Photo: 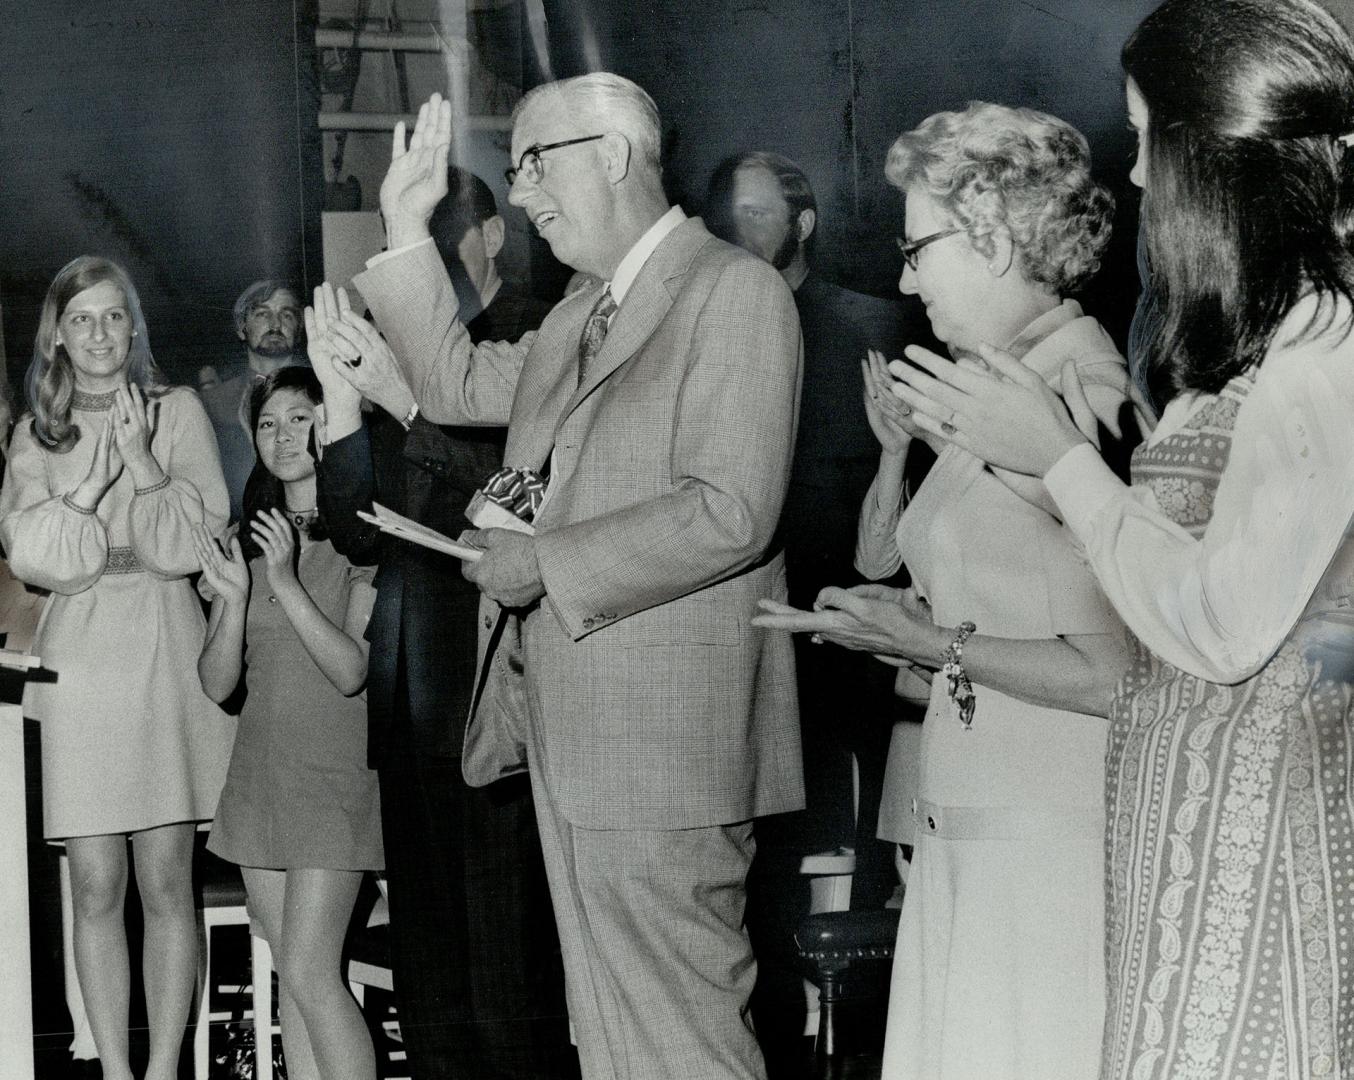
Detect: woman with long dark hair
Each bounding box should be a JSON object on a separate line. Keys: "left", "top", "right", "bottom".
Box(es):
{"left": 0, "top": 255, "right": 232, "bottom": 1080}
{"left": 888, "top": 1, "right": 1354, "bottom": 1074}
{"left": 194, "top": 365, "right": 381, "bottom": 1080}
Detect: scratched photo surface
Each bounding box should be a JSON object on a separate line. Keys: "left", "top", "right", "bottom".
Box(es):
{"left": 4, "top": 1, "right": 1350, "bottom": 1076}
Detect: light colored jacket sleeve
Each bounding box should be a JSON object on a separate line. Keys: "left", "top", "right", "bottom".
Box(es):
{"left": 0, "top": 420, "right": 109, "bottom": 595}
{"left": 854, "top": 467, "right": 905, "bottom": 580}
{"left": 1044, "top": 296, "right": 1354, "bottom": 684}
{"left": 128, "top": 388, "right": 230, "bottom": 577}
{"left": 535, "top": 257, "right": 803, "bottom": 636}
{"left": 354, "top": 238, "right": 526, "bottom": 426}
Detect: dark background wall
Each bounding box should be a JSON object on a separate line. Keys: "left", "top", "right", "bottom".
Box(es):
{"left": 1, "top": 0, "right": 1168, "bottom": 398}
{"left": 0, "top": 0, "right": 323, "bottom": 387}
{"left": 543, "top": 0, "right": 1161, "bottom": 340}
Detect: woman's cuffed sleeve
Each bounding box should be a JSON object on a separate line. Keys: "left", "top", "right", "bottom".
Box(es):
{"left": 128, "top": 389, "right": 230, "bottom": 578}
{"left": 855, "top": 469, "right": 905, "bottom": 580}
{"left": 0, "top": 421, "right": 109, "bottom": 594}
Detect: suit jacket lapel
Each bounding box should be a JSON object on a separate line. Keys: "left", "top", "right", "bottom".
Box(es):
{"left": 503, "top": 284, "right": 601, "bottom": 471}
{"left": 554, "top": 217, "right": 711, "bottom": 434}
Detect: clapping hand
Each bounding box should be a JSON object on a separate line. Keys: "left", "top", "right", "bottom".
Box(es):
{"left": 249, "top": 509, "right": 299, "bottom": 592}
{"left": 886, "top": 344, "right": 1086, "bottom": 477}
{"left": 306, "top": 284, "right": 364, "bottom": 421}
{"left": 753, "top": 583, "right": 939, "bottom": 666}
{"left": 379, "top": 93, "right": 452, "bottom": 249}
{"left": 192, "top": 526, "right": 249, "bottom": 606}
{"left": 70, "top": 415, "right": 124, "bottom": 510}
{"left": 324, "top": 311, "right": 416, "bottom": 424}
{"left": 111, "top": 383, "right": 162, "bottom": 486}
{"left": 863, "top": 348, "right": 937, "bottom": 455}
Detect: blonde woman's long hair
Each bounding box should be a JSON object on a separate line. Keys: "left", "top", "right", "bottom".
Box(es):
{"left": 25, "top": 256, "right": 166, "bottom": 453}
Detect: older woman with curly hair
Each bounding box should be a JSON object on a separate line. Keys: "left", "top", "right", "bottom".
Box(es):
{"left": 756, "top": 102, "right": 1136, "bottom": 1079}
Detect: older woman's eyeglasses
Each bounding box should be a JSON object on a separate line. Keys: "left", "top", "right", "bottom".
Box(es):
{"left": 505, "top": 134, "right": 606, "bottom": 186}
{"left": 896, "top": 228, "right": 963, "bottom": 271}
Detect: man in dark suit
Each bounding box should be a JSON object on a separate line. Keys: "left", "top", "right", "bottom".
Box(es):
{"left": 312, "top": 165, "right": 570, "bottom": 1079}
{"left": 707, "top": 150, "right": 924, "bottom": 1073}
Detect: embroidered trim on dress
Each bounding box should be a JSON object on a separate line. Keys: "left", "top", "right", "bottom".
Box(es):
{"left": 104, "top": 547, "right": 143, "bottom": 575}
{"left": 71, "top": 389, "right": 118, "bottom": 411}
{"left": 134, "top": 476, "right": 171, "bottom": 495}
{"left": 61, "top": 494, "right": 96, "bottom": 515}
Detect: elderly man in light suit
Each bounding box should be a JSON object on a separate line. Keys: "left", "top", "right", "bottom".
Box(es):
{"left": 317, "top": 75, "right": 804, "bottom": 1080}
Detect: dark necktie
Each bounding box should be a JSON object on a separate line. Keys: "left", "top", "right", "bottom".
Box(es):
{"left": 578, "top": 288, "right": 618, "bottom": 386}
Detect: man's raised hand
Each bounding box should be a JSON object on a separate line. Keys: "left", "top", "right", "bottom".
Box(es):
{"left": 379, "top": 93, "right": 453, "bottom": 250}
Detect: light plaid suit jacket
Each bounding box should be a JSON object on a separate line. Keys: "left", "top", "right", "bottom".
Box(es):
{"left": 355, "top": 216, "right": 805, "bottom": 830}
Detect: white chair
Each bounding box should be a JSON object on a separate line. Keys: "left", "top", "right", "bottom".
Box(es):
{"left": 195, "top": 873, "right": 276, "bottom": 1080}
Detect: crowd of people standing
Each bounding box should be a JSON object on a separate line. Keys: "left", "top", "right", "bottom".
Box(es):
{"left": 2, "top": 0, "right": 1353, "bottom": 1078}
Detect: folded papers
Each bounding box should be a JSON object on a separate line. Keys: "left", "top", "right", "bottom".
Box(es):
{"left": 355, "top": 502, "right": 483, "bottom": 562}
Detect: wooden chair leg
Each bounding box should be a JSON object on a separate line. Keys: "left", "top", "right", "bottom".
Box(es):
{"left": 815, "top": 971, "right": 841, "bottom": 1080}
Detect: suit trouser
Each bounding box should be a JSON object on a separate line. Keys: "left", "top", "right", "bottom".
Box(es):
{"left": 525, "top": 728, "right": 767, "bottom": 1080}
{"left": 378, "top": 738, "right": 574, "bottom": 1080}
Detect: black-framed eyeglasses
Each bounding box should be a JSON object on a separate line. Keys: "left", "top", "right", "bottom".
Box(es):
{"left": 896, "top": 228, "right": 963, "bottom": 271}
{"left": 505, "top": 134, "right": 606, "bottom": 186}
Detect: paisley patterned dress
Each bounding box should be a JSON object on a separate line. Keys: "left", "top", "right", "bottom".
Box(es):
{"left": 1102, "top": 373, "right": 1354, "bottom": 1080}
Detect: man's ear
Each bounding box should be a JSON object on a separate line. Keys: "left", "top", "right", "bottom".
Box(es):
{"left": 236, "top": 325, "right": 247, "bottom": 343}
{"left": 601, "top": 132, "right": 633, "bottom": 184}
{"left": 481, "top": 215, "right": 506, "bottom": 260}
{"left": 796, "top": 207, "right": 817, "bottom": 244}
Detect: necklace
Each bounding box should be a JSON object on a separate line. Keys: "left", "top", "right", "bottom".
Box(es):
{"left": 72, "top": 388, "right": 119, "bottom": 411}
{"left": 286, "top": 506, "right": 317, "bottom": 530}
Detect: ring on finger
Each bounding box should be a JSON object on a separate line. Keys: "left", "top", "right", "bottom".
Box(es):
{"left": 810, "top": 633, "right": 824, "bottom": 645}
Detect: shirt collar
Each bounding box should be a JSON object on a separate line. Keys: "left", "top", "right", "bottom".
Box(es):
{"left": 606, "top": 205, "right": 686, "bottom": 306}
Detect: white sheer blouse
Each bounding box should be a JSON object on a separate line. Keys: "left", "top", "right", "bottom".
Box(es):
{"left": 1044, "top": 294, "right": 1354, "bottom": 684}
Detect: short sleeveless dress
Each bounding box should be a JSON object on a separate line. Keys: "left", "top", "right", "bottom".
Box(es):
{"left": 208, "top": 537, "right": 383, "bottom": 870}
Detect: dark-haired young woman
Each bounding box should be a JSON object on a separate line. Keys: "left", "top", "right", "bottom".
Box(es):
{"left": 0, "top": 255, "right": 232, "bottom": 1080}
{"left": 889, "top": 0, "right": 1354, "bottom": 1075}
{"left": 195, "top": 366, "right": 381, "bottom": 1080}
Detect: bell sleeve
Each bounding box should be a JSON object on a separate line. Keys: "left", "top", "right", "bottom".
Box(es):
{"left": 0, "top": 420, "right": 109, "bottom": 594}
{"left": 127, "top": 388, "right": 230, "bottom": 578}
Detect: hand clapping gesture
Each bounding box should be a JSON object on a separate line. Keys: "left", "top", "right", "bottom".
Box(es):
{"left": 379, "top": 93, "right": 452, "bottom": 249}
{"left": 328, "top": 311, "right": 417, "bottom": 424}
{"left": 863, "top": 348, "right": 939, "bottom": 455}
{"left": 70, "top": 415, "right": 124, "bottom": 510}
{"left": 192, "top": 526, "right": 250, "bottom": 607}
{"left": 111, "top": 383, "right": 163, "bottom": 487}
{"left": 753, "top": 583, "right": 939, "bottom": 667}
{"left": 249, "top": 509, "right": 299, "bottom": 593}
{"left": 886, "top": 344, "right": 1097, "bottom": 477}
{"left": 305, "top": 283, "right": 364, "bottom": 421}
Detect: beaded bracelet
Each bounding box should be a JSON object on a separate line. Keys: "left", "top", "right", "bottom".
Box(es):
{"left": 940, "top": 621, "right": 977, "bottom": 729}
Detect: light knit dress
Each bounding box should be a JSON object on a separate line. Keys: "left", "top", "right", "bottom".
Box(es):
{"left": 861, "top": 302, "right": 1131, "bottom": 1080}
{"left": 0, "top": 386, "right": 235, "bottom": 838}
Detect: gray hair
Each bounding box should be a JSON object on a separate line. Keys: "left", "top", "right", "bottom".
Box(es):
{"left": 885, "top": 101, "right": 1113, "bottom": 295}
{"left": 232, "top": 279, "right": 298, "bottom": 334}
{"left": 515, "top": 72, "right": 662, "bottom": 172}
